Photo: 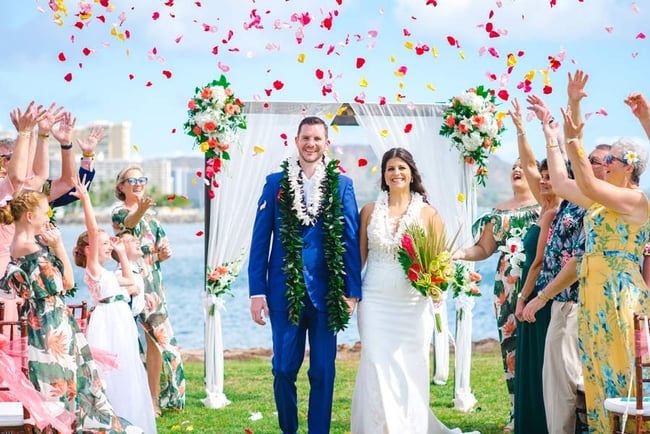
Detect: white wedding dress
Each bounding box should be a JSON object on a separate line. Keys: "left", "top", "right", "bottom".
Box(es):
{"left": 351, "top": 192, "right": 479, "bottom": 434}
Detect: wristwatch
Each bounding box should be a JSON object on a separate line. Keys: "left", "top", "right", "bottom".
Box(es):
{"left": 517, "top": 292, "right": 527, "bottom": 302}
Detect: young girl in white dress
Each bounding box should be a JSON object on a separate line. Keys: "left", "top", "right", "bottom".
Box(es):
{"left": 71, "top": 177, "right": 157, "bottom": 434}
{"left": 351, "top": 148, "right": 479, "bottom": 434}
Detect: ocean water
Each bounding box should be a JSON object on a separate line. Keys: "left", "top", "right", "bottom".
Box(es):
{"left": 60, "top": 223, "right": 500, "bottom": 350}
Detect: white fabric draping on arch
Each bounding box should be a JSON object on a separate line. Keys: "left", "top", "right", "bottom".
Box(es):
{"left": 351, "top": 102, "right": 478, "bottom": 411}
{"left": 203, "top": 102, "right": 341, "bottom": 409}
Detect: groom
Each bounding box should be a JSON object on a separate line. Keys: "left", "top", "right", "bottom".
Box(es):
{"left": 248, "top": 116, "right": 362, "bottom": 434}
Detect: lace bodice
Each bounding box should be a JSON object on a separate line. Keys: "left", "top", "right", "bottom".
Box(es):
{"left": 367, "top": 191, "right": 426, "bottom": 263}
{"left": 84, "top": 267, "right": 129, "bottom": 306}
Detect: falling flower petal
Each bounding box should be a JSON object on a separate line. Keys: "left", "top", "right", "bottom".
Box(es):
{"left": 297, "top": 53, "right": 305, "bottom": 63}
{"left": 273, "top": 80, "right": 284, "bottom": 90}
{"left": 218, "top": 61, "right": 230, "bottom": 72}
{"left": 162, "top": 70, "right": 172, "bottom": 79}
{"left": 636, "top": 32, "right": 646, "bottom": 39}
{"left": 152, "top": 11, "right": 160, "bottom": 20}
{"left": 595, "top": 108, "right": 608, "bottom": 116}
{"left": 58, "top": 52, "right": 66, "bottom": 61}
{"left": 196, "top": 231, "right": 204, "bottom": 237}
{"left": 457, "top": 193, "right": 465, "bottom": 202}
{"left": 356, "top": 57, "right": 365, "bottom": 68}
{"left": 371, "top": 165, "right": 378, "bottom": 174}
{"left": 497, "top": 89, "right": 509, "bottom": 101}
{"left": 404, "top": 123, "right": 413, "bottom": 133}
{"left": 133, "top": 145, "right": 139, "bottom": 152}
{"left": 64, "top": 73, "right": 72, "bottom": 82}
{"left": 605, "top": 26, "right": 613, "bottom": 33}
{"left": 632, "top": 2, "right": 640, "bottom": 13}
{"left": 359, "top": 77, "right": 368, "bottom": 87}
{"left": 358, "top": 158, "right": 368, "bottom": 167}
{"left": 426, "top": 84, "right": 436, "bottom": 92}
{"left": 380, "top": 129, "right": 389, "bottom": 137}
{"left": 128, "top": 74, "right": 134, "bottom": 80}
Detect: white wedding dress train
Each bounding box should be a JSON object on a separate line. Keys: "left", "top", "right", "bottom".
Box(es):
{"left": 350, "top": 192, "right": 479, "bottom": 434}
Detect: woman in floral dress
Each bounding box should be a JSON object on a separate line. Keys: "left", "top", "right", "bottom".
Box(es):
{"left": 0, "top": 189, "right": 138, "bottom": 433}
{"left": 112, "top": 164, "right": 185, "bottom": 413}
{"left": 453, "top": 160, "right": 540, "bottom": 431}
{"left": 552, "top": 91, "right": 650, "bottom": 432}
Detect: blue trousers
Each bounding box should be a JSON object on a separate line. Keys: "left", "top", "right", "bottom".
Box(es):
{"left": 270, "top": 298, "right": 337, "bottom": 434}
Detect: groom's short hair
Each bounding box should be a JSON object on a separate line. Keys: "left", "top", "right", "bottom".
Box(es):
{"left": 297, "top": 116, "right": 328, "bottom": 139}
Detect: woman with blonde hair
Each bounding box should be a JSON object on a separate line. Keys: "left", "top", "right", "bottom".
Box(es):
{"left": 111, "top": 164, "right": 185, "bottom": 414}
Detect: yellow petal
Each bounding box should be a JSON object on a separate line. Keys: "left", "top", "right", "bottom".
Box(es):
{"left": 398, "top": 82, "right": 404, "bottom": 89}
{"left": 332, "top": 124, "right": 340, "bottom": 133}
{"left": 432, "top": 46, "right": 438, "bottom": 58}
{"left": 125, "top": 48, "right": 130, "bottom": 57}
{"left": 111, "top": 26, "right": 118, "bottom": 36}
{"left": 325, "top": 112, "right": 334, "bottom": 120}
{"left": 404, "top": 41, "right": 414, "bottom": 49}
{"left": 496, "top": 112, "right": 507, "bottom": 121}
{"left": 191, "top": 178, "right": 197, "bottom": 185}
{"left": 380, "top": 129, "right": 389, "bottom": 137}
{"left": 507, "top": 53, "right": 517, "bottom": 67}
{"left": 132, "top": 144, "right": 139, "bottom": 152}
{"left": 390, "top": 55, "right": 396, "bottom": 63}
{"left": 426, "top": 83, "right": 436, "bottom": 92}
{"left": 253, "top": 145, "right": 265, "bottom": 154}
{"left": 359, "top": 77, "right": 368, "bottom": 87}
{"left": 459, "top": 50, "right": 465, "bottom": 60}
{"left": 457, "top": 193, "right": 466, "bottom": 202}
{"left": 371, "top": 165, "right": 378, "bottom": 174}
{"left": 297, "top": 53, "right": 305, "bottom": 63}
{"left": 524, "top": 70, "right": 536, "bottom": 81}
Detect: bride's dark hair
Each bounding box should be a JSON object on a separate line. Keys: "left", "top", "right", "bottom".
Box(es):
{"left": 380, "top": 147, "right": 429, "bottom": 204}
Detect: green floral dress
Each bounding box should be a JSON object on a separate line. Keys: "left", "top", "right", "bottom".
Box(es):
{"left": 112, "top": 206, "right": 186, "bottom": 410}
{"left": 578, "top": 203, "right": 650, "bottom": 433}
{"left": 7, "top": 249, "right": 135, "bottom": 433}
{"left": 472, "top": 204, "right": 540, "bottom": 404}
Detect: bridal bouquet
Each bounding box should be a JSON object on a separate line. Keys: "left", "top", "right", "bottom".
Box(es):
{"left": 439, "top": 85, "right": 506, "bottom": 187}
{"left": 205, "top": 257, "right": 241, "bottom": 315}
{"left": 184, "top": 75, "right": 247, "bottom": 185}
{"left": 397, "top": 222, "right": 458, "bottom": 300}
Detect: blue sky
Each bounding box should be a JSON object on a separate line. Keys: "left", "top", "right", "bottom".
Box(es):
{"left": 1, "top": 1, "right": 649, "bottom": 185}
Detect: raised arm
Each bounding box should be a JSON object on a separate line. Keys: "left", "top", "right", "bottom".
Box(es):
{"left": 70, "top": 176, "right": 101, "bottom": 277}
{"left": 47, "top": 112, "right": 78, "bottom": 201}
{"left": 624, "top": 92, "right": 650, "bottom": 140}
{"left": 509, "top": 97, "right": 542, "bottom": 203}
{"left": 567, "top": 70, "right": 589, "bottom": 136}
{"left": 543, "top": 109, "right": 592, "bottom": 208}
{"left": 561, "top": 108, "right": 647, "bottom": 222}
{"left": 30, "top": 103, "right": 65, "bottom": 189}
{"left": 8, "top": 102, "right": 47, "bottom": 189}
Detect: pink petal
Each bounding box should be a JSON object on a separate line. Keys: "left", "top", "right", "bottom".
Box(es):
{"left": 152, "top": 11, "right": 160, "bottom": 20}
{"left": 218, "top": 61, "right": 230, "bottom": 72}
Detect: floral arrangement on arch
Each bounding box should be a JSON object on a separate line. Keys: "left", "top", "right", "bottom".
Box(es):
{"left": 449, "top": 262, "right": 482, "bottom": 299}
{"left": 439, "top": 85, "right": 506, "bottom": 187}
{"left": 205, "top": 256, "right": 242, "bottom": 315}
{"left": 184, "top": 75, "right": 247, "bottom": 192}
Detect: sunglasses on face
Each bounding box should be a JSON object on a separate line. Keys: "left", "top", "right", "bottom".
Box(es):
{"left": 588, "top": 157, "right": 603, "bottom": 166}
{"left": 0, "top": 153, "right": 12, "bottom": 161}
{"left": 123, "top": 176, "right": 148, "bottom": 186}
{"left": 604, "top": 155, "right": 627, "bottom": 165}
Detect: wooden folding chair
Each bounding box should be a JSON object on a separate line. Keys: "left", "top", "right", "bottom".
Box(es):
{"left": 0, "top": 316, "right": 34, "bottom": 434}
{"left": 604, "top": 313, "right": 650, "bottom": 434}
{"left": 66, "top": 301, "right": 88, "bottom": 334}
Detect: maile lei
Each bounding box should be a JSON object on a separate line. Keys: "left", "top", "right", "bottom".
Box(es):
{"left": 277, "top": 157, "right": 350, "bottom": 333}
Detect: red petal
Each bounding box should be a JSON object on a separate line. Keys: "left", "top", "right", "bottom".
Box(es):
{"left": 542, "top": 85, "right": 553, "bottom": 94}
{"left": 403, "top": 28, "right": 411, "bottom": 37}
{"left": 212, "top": 46, "right": 219, "bottom": 55}
{"left": 96, "top": 16, "right": 105, "bottom": 23}
{"left": 64, "top": 73, "right": 72, "bottom": 82}
{"left": 637, "top": 32, "right": 646, "bottom": 39}
{"left": 446, "top": 36, "right": 456, "bottom": 46}
{"left": 58, "top": 52, "right": 66, "bottom": 62}
{"left": 196, "top": 231, "right": 204, "bottom": 237}
{"left": 171, "top": 128, "right": 177, "bottom": 133}
{"left": 404, "top": 123, "right": 413, "bottom": 133}
{"left": 280, "top": 133, "right": 288, "bottom": 140}
{"left": 264, "top": 88, "right": 272, "bottom": 96}
{"left": 162, "top": 70, "right": 172, "bottom": 79}
{"left": 315, "top": 69, "right": 324, "bottom": 80}
{"left": 167, "top": 195, "right": 176, "bottom": 201}
{"left": 82, "top": 47, "right": 91, "bottom": 56}
{"left": 358, "top": 158, "right": 368, "bottom": 167}
{"left": 145, "top": 81, "right": 153, "bottom": 87}
{"left": 273, "top": 80, "right": 284, "bottom": 90}
{"left": 128, "top": 74, "right": 135, "bottom": 80}
{"left": 497, "top": 89, "right": 509, "bottom": 101}
{"left": 152, "top": 11, "right": 160, "bottom": 20}
{"left": 356, "top": 57, "right": 365, "bottom": 68}
{"left": 74, "top": 22, "right": 84, "bottom": 30}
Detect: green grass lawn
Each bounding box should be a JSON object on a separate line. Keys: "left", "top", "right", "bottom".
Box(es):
{"left": 155, "top": 350, "right": 510, "bottom": 434}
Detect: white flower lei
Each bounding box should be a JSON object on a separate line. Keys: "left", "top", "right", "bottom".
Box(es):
{"left": 285, "top": 157, "right": 328, "bottom": 226}
{"left": 372, "top": 191, "right": 425, "bottom": 255}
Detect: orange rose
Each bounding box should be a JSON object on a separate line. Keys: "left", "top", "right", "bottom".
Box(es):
{"left": 201, "top": 87, "right": 213, "bottom": 99}
{"left": 203, "top": 121, "right": 217, "bottom": 132}
{"left": 224, "top": 87, "right": 233, "bottom": 97}
{"left": 187, "top": 100, "right": 196, "bottom": 110}
{"left": 445, "top": 115, "right": 455, "bottom": 128}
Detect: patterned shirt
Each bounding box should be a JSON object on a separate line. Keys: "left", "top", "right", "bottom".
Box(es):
{"left": 536, "top": 200, "right": 586, "bottom": 302}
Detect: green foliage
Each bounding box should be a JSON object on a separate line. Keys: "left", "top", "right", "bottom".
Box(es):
{"left": 155, "top": 350, "right": 510, "bottom": 433}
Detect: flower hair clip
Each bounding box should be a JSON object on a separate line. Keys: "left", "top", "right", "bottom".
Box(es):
{"left": 0, "top": 194, "right": 13, "bottom": 207}
{"left": 623, "top": 150, "right": 639, "bottom": 166}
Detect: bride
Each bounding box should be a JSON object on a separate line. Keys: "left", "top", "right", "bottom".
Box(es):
{"left": 351, "top": 147, "right": 479, "bottom": 434}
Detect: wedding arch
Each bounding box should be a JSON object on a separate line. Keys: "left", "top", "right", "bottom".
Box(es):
{"left": 203, "top": 101, "right": 479, "bottom": 411}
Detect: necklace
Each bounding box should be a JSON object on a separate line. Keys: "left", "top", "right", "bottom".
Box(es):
{"left": 372, "top": 191, "right": 424, "bottom": 254}
{"left": 278, "top": 158, "right": 350, "bottom": 333}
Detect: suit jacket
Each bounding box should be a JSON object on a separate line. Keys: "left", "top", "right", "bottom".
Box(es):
{"left": 248, "top": 170, "right": 362, "bottom": 313}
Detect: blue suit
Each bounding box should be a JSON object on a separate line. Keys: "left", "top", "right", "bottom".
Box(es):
{"left": 248, "top": 171, "right": 362, "bottom": 434}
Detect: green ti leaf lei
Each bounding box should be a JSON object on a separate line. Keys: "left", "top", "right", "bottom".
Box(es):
{"left": 278, "top": 158, "right": 350, "bottom": 333}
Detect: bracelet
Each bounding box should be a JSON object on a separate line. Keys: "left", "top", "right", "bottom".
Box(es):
{"left": 82, "top": 152, "right": 95, "bottom": 158}
{"left": 38, "top": 133, "right": 50, "bottom": 138}
{"left": 566, "top": 138, "right": 579, "bottom": 145}
{"left": 517, "top": 292, "right": 528, "bottom": 302}
{"left": 546, "top": 145, "right": 560, "bottom": 149}
{"left": 60, "top": 143, "right": 73, "bottom": 150}
{"left": 537, "top": 291, "right": 550, "bottom": 303}
{"left": 17, "top": 131, "right": 31, "bottom": 138}
{"left": 517, "top": 131, "right": 526, "bottom": 137}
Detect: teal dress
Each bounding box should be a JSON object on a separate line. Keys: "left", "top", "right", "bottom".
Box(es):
{"left": 514, "top": 224, "right": 551, "bottom": 433}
